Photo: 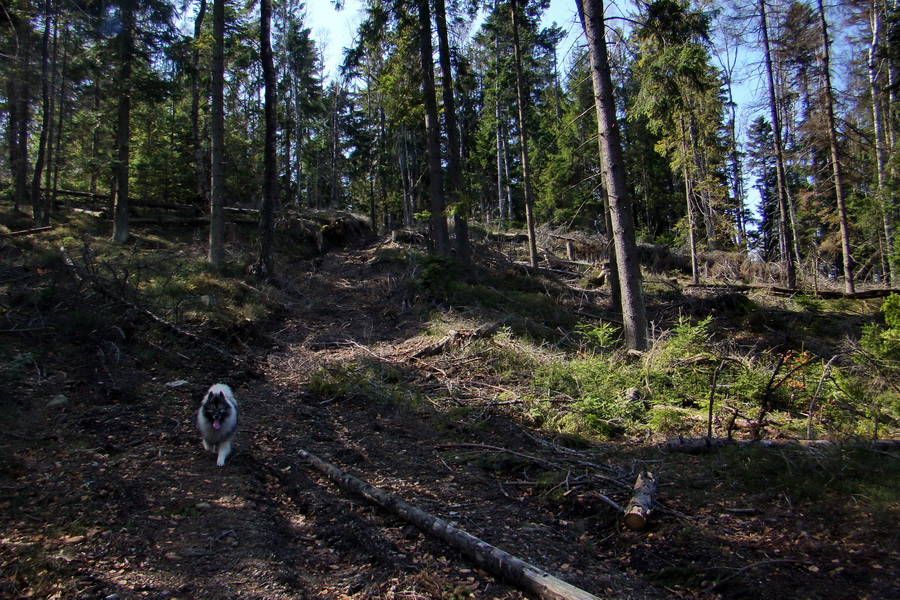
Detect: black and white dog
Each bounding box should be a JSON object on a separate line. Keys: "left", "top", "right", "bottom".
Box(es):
{"left": 197, "top": 383, "right": 238, "bottom": 466}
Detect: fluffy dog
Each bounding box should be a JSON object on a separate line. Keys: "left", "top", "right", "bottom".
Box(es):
{"left": 197, "top": 383, "right": 238, "bottom": 466}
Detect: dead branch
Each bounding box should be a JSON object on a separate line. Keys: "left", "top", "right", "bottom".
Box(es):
{"left": 413, "top": 323, "right": 502, "bottom": 358}
{"left": 662, "top": 437, "right": 900, "bottom": 453}
{"left": 59, "top": 246, "right": 239, "bottom": 364}
{"left": 437, "top": 443, "right": 631, "bottom": 490}
{"left": 708, "top": 559, "right": 813, "bottom": 592}
{"left": 3, "top": 225, "right": 54, "bottom": 237}
{"left": 297, "top": 448, "right": 601, "bottom": 600}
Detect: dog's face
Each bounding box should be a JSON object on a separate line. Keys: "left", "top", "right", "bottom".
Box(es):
{"left": 201, "top": 391, "right": 233, "bottom": 431}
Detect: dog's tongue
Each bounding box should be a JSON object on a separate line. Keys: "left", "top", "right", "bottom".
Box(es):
{"left": 213, "top": 419, "right": 221, "bottom": 430}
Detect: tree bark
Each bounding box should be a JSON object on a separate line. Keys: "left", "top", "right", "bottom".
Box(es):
{"left": 31, "top": 5, "right": 53, "bottom": 227}
{"left": 578, "top": 0, "right": 649, "bottom": 351}
{"left": 7, "top": 37, "right": 32, "bottom": 213}
{"left": 255, "top": 0, "right": 278, "bottom": 280}
{"left": 434, "top": 0, "right": 469, "bottom": 262}
{"left": 759, "top": 0, "right": 796, "bottom": 289}
{"left": 209, "top": 0, "right": 226, "bottom": 265}
{"left": 191, "top": 0, "right": 210, "bottom": 206}
{"left": 416, "top": 0, "right": 450, "bottom": 256}
{"left": 510, "top": 0, "right": 539, "bottom": 269}
{"left": 868, "top": 0, "right": 893, "bottom": 283}
{"left": 297, "top": 448, "right": 601, "bottom": 600}
{"left": 112, "top": 0, "right": 135, "bottom": 243}
{"left": 816, "top": 0, "right": 854, "bottom": 294}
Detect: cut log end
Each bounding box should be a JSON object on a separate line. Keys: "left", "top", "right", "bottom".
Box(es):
{"left": 622, "top": 508, "right": 650, "bottom": 531}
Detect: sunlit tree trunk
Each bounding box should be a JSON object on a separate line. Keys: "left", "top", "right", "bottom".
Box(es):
{"left": 869, "top": 0, "right": 894, "bottom": 282}
{"left": 510, "top": 0, "right": 538, "bottom": 268}
{"left": 417, "top": 0, "right": 450, "bottom": 255}
{"left": 816, "top": 0, "right": 854, "bottom": 293}
{"left": 579, "top": 0, "right": 648, "bottom": 351}
{"left": 434, "top": 0, "right": 469, "bottom": 262}
{"left": 760, "top": 0, "right": 796, "bottom": 289}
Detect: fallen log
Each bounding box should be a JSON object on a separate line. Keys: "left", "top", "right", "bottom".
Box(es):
{"left": 622, "top": 471, "right": 657, "bottom": 531}
{"left": 3, "top": 225, "right": 54, "bottom": 237}
{"left": 297, "top": 448, "right": 601, "bottom": 600}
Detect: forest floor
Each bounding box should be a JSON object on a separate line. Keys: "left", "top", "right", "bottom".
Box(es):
{"left": 1, "top": 219, "right": 899, "bottom": 599}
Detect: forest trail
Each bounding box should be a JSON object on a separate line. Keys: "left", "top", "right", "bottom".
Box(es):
{"left": 2, "top": 236, "right": 898, "bottom": 599}
{"left": 0, "top": 239, "right": 663, "bottom": 599}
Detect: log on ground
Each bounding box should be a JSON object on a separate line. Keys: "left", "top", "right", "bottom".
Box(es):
{"left": 622, "top": 471, "right": 657, "bottom": 531}
{"left": 297, "top": 448, "right": 601, "bottom": 600}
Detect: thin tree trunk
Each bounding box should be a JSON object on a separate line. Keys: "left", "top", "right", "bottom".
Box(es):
{"left": 256, "top": 0, "right": 278, "bottom": 280}
{"left": 578, "top": 0, "right": 648, "bottom": 351}
{"left": 191, "top": 0, "right": 209, "bottom": 206}
{"left": 31, "top": 5, "right": 53, "bottom": 227}
{"left": 760, "top": 0, "right": 796, "bottom": 289}
{"left": 417, "top": 0, "right": 450, "bottom": 255}
{"left": 209, "top": 0, "right": 226, "bottom": 264}
{"left": 870, "top": 1, "right": 894, "bottom": 282}
{"left": 816, "top": 0, "right": 854, "bottom": 293}
{"left": 501, "top": 120, "right": 514, "bottom": 223}
{"left": 399, "top": 127, "right": 413, "bottom": 226}
{"left": 51, "top": 19, "right": 70, "bottom": 213}
{"left": 681, "top": 129, "right": 700, "bottom": 285}
{"left": 510, "top": 0, "right": 538, "bottom": 268}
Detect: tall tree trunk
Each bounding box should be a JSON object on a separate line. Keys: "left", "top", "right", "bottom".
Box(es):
{"left": 510, "top": 0, "right": 538, "bottom": 268}
{"left": 816, "top": 0, "right": 854, "bottom": 293}
{"left": 7, "top": 56, "right": 31, "bottom": 213}
{"left": 191, "top": 0, "right": 209, "bottom": 206}
{"left": 578, "top": 0, "right": 648, "bottom": 352}
{"left": 434, "top": 0, "right": 469, "bottom": 262}
{"left": 31, "top": 5, "right": 53, "bottom": 227}
{"left": 51, "top": 19, "right": 70, "bottom": 213}
{"left": 112, "top": 0, "right": 134, "bottom": 243}
{"left": 209, "top": 0, "right": 226, "bottom": 265}
{"left": 870, "top": 0, "right": 894, "bottom": 282}
{"left": 760, "top": 0, "right": 796, "bottom": 289}
{"left": 256, "top": 0, "right": 277, "bottom": 280}
{"left": 494, "top": 12, "right": 507, "bottom": 227}
{"left": 724, "top": 78, "right": 746, "bottom": 245}
{"left": 417, "top": 0, "right": 450, "bottom": 255}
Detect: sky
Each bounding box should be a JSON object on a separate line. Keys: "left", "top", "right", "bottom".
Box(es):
{"left": 304, "top": 0, "right": 586, "bottom": 82}
{"left": 301, "top": 0, "right": 765, "bottom": 215}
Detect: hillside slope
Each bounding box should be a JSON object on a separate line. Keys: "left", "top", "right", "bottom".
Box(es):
{"left": 0, "top": 220, "right": 897, "bottom": 599}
